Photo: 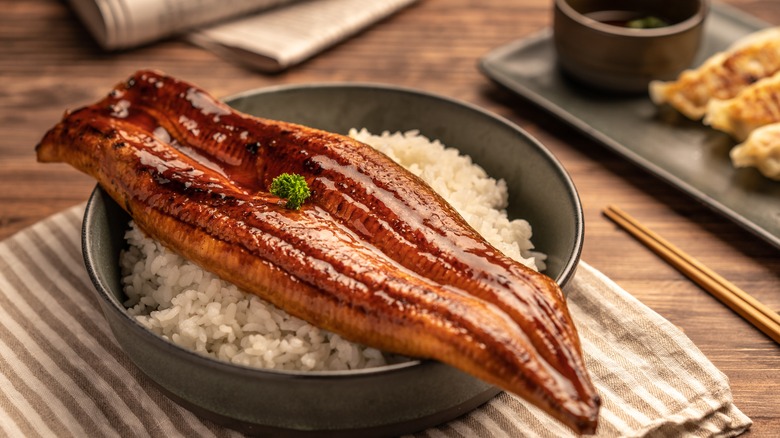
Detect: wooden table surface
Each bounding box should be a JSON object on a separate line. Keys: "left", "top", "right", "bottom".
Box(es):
{"left": 2, "top": 0, "right": 778, "bottom": 435}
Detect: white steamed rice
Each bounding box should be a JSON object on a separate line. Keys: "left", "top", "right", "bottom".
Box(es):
{"left": 121, "top": 129, "right": 545, "bottom": 372}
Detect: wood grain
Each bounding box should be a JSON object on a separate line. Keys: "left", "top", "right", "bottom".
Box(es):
{"left": 1, "top": 0, "right": 778, "bottom": 435}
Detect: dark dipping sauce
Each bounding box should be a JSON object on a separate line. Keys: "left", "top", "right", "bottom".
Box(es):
{"left": 585, "top": 10, "right": 672, "bottom": 28}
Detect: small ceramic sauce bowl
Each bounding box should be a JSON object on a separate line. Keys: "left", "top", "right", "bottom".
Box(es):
{"left": 553, "top": 0, "right": 709, "bottom": 93}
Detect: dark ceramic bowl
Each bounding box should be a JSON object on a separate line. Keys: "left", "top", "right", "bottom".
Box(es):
{"left": 82, "top": 83, "right": 584, "bottom": 437}
{"left": 553, "top": 0, "right": 709, "bottom": 93}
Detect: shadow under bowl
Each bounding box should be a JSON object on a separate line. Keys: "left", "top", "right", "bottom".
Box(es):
{"left": 82, "top": 83, "right": 584, "bottom": 436}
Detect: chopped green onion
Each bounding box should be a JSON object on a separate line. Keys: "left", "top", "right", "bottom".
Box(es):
{"left": 627, "top": 16, "right": 669, "bottom": 29}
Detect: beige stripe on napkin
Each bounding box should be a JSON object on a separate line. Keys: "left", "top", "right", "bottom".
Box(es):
{"left": 0, "top": 205, "right": 751, "bottom": 437}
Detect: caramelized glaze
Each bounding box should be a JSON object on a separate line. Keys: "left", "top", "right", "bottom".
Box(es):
{"left": 37, "top": 70, "right": 600, "bottom": 434}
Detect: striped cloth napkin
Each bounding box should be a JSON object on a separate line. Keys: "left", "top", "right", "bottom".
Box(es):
{"left": 0, "top": 205, "right": 752, "bottom": 437}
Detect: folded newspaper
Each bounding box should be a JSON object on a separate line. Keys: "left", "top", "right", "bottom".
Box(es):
{"left": 68, "top": 0, "right": 417, "bottom": 72}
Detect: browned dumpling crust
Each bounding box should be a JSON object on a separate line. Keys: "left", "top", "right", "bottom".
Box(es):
{"left": 731, "top": 122, "right": 780, "bottom": 180}
{"left": 705, "top": 72, "right": 780, "bottom": 141}
{"left": 650, "top": 27, "right": 780, "bottom": 120}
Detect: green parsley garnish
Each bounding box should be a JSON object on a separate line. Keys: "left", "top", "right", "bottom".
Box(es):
{"left": 270, "top": 173, "right": 311, "bottom": 210}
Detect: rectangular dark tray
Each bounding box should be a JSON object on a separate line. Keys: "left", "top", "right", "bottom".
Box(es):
{"left": 480, "top": 3, "right": 780, "bottom": 249}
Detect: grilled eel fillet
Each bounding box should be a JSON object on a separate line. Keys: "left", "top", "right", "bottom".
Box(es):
{"left": 36, "top": 70, "right": 600, "bottom": 433}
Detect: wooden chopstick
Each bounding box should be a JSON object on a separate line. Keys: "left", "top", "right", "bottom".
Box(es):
{"left": 603, "top": 205, "right": 780, "bottom": 344}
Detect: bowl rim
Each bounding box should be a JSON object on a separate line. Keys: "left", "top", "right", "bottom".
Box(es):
{"left": 82, "top": 81, "right": 584, "bottom": 380}
{"left": 554, "top": 0, "right": 710, "bottom": 38}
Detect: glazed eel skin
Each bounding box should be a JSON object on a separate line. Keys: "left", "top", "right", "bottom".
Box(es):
{"left": 37, "top": 70, "right": 600, "bottom": 433}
